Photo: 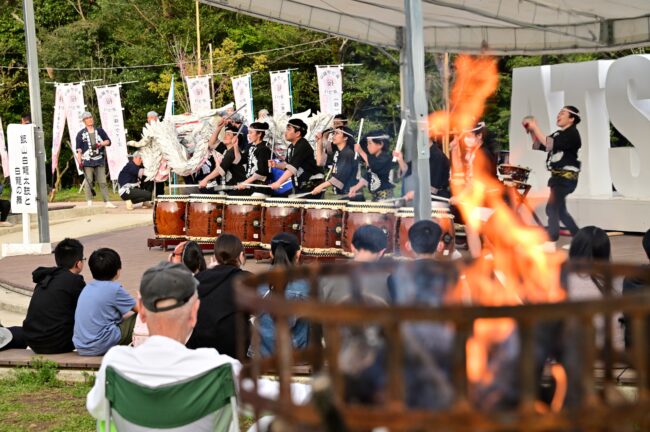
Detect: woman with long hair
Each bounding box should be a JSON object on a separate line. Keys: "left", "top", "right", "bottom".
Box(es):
{"left": 250, "top": 232, "right": 310, "bottom": 357}
{"left": 185, "top": 234, "right": 251, "bottom": 358}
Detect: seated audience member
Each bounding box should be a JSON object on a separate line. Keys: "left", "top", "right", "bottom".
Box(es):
{"left": 168, "top": 240, "right": 207, "bottom": 274}
{"left": 133, "top": 240, "right": 209, "bottom": 347}
{"left": 319, "top": 225, "right": 391, "bottom": 303}
{"left": 567, "top": 226, "right": 624, "bottom": 350}
{"left": 117, "top": 152, "right": 152, "bottom": 210}
{"left": 622, "top": 228, "right": 650, "bottom": 348}
{"left": 0, "top": 185, "right": 12, "bottom": 227}
{"left": 186, "top": 234, "right": 251, "bottom": 358}
{"left": 388, "top": 220, "right": 458, "bottom": 304}
{"left": 250, "top": 233, "right": 309, "bottom": 357}
{"left": 73, "top": 248, "right": 138, "bottom": 356}
{"left": 20, "top": 238, "right": 86, "bottom": 353}
{"left": 86, "top": 262, "right": 311, "bottom": 425}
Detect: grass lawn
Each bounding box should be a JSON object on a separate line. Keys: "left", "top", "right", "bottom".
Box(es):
{"left": 0, "top": 360, "right": 256, "bottom": 432}
{"left": 0, "top": 361, "right": 95, "bottom": 432}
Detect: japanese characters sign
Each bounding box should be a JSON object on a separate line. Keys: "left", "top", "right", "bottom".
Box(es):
{"left": 8, "top": 124, "right": 38, "bottom": 214}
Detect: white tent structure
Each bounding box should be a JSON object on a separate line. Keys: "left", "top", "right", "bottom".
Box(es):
{"left": 201, "top": 0, "right": 650, "bottom": 220}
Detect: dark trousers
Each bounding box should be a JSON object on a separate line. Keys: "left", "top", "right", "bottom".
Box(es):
{"left": 0, "top": 199, "right": 10, "bottom": 221}
{"left": 546, "top": 177, "right": 579, "bottom": 242}
{"left": 0, "top": 326, "right": 27, "bottom": 351}
{"left": 120, "top": 188, "right": 152, "bottom": 204}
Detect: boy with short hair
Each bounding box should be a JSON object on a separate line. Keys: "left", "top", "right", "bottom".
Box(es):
{"left": 22, "top": 238, "right": 87, "bottom": 353}
{"left": 73, "top": 248, "right": 138, "bottom": 356}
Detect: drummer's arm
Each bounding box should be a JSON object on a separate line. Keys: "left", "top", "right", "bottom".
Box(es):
{"left": 315, "top": 132, "right": 327, "bottom": 166}
{"left": 392, "top": 150, "right": 408, "bottom": 175}
{"left": 311, "top": 180, "right": 331, "bottom": 195}
{"left": 348, "top": 178, "right": 367, "bottom": 197}
{"left": 238, "top": 173, "right": 265, "bottom": 188}
{"left": 524, "top": 120, "right": 550, "bottom": 150}
{"left": 270, "top": 169, "right": 293, "bottom": 190}
{"left": 208, "top": 118, "right": 226, "bottom": 147}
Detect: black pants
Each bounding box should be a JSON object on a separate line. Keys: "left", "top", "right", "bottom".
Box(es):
{"left": 0, "top": 199, "right": 10, "bottom": 222}
{"left": 120, "top": 188, "right": 152, "bottom": 204}
{"left": 546, "top": 177, "right": 579, "bottom": 242}
{"left": 0, "top": 326, "right": 27, "bottom": 351}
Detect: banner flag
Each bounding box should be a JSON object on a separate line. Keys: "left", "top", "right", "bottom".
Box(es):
{"left": 164, "top": 75, "right": 175, "bottom": 120}
{"left": 51, "top": 84, "right": 67, "bottom": 174}
{"left": 231, "top": 74, "right": 254, "bottom": 124}
{"left": 185, "top": 75, "right": 212, "bottom": 113}
{"left": 0, "top": 117, "right": 8, "bottom": 176}
{"left": 7, "top": 124, "right": 38, "bottom": 214}
{"left": 270, "top": 70, "right": 292, "bottom": 116}
{"left": 316, "top": 66, "right": 343, "bottom": 115}
{"left": 95, "top": 85, "right": 129, "bottom": 180}
{"left": 63, "top": 83, "right": 86, "bottom": 174}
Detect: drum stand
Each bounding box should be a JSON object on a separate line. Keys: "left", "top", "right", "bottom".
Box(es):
{"left": 505, "top": 182, "right": 544, "bottom": 227}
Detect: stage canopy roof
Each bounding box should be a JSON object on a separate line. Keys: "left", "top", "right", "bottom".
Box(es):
{"left": 201, "top": 0, "right": 650, "bottom": 55}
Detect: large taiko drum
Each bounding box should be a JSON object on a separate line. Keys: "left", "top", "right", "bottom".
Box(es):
{"left": 260, "top": 198, "right": 305, "bottom": 249}
{"left": 301, "top": 199, "right": 346, "bottom": 256}
{"left": 498, "top": 164, "right": 531, "bottom": 184}
{"left": 223, "top": 196, "right": 264, "bottom": 247}
{"left": 153, "top": 195, "right": 188, "bottom": 239}
{"left": 342, "top": 202, "right": 397, "bottom": 257}
{"left": 185, "top": 194, "right": 227, "bottom": 242}
{"left": 395, "top": 204, "right": 456, "bottom": 259}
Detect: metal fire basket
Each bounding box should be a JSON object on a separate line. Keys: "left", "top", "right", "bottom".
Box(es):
{"left": 235, "top": 259, "right": 650, "bottom": 431}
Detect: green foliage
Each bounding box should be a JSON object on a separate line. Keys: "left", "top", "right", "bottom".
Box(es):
{"left": 14, "top": 358, "right": 61, "bottom": 386}
{"left": 2, "top": 0, "right": 650, "bottom": 192}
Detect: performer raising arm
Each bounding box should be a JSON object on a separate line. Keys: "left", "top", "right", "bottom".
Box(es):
{"left": 310, "top": 126, "right": 358, "bottom": 196}
{"left": 237, "top": 122, "right": 272, "bottom": 190}
{"left": 269, "top": 118, "right": 323, "bottom": 194}
{"left": 198, "top": 124, "right": 247, "bottom": 193}
{"left": 523, "top": 106, "right": 581, "bottom": 243}
{"left": 349, "top": 132, "right": 395, "bottom": 201}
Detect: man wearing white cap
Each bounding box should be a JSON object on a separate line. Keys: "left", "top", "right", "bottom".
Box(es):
{"left": 75, "top": 112, "right": 116, "bottom": 208}
{"left": 146, "top": 111, "right": 159, "bottom": 125}
{"left": 117, "top": 152, "right": 152, "bottom": 210}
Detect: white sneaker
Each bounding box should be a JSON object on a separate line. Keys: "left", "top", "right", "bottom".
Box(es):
{"left": 0, "top": 221, "right": 14, "bottom": 227}
{"left": 87, "top": 200, "right": 93, "bottom": 207}
{"left": 125, "top": 200, "right": 133, "bottom": 210}
{"left": 142, "top": 201, "right": 153, "bottom": 209}
{"left": 542, "top": 241, "right": 557, "bottom": 253}
{"left": 105, "top": 202, "right": 117, "bottom": 209}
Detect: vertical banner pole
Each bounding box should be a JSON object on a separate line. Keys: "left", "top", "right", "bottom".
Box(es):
{"left": 288, "top": 70, "right": 294, "bottom": 115}
{"left": 195, "top": 0, "right": 202, "bottom": 75}
{"left": 22, "top": 0, "right": 50, "bottom": 243}
{"left": 209, "top": 43, "right": 215, "bottom": 109}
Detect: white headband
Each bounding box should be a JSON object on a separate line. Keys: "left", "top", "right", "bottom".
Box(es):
{"left": 562, "top": 108, "right": 580, "bottom": 118}
{"left": 249, "top": 127, "right": 268, "bottom": 132}
{"left": 367, "top": 134, "right": 390, "bottom": 141}
{"left": 335, "top": 128, "right": 355, "bottom": 138}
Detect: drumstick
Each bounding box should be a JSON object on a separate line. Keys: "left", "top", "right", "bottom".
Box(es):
{"left": 431, "top": 194, "right": 451, "bottom": 203}
{"left": 392, "top": 119, "right": 407, "bottom": 162}
{"left": 288, "top": 191, "right": 313, "bottom": 199}
{"left": 354, "top": 118, "right": 364, "bottom": 160}
{"left": 169, "top": 182, "right": 218, "bottom": 189}
{"left": 240, "top": 179, "right": 292, "bottom": 189}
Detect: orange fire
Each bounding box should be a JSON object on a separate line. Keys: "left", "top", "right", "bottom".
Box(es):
{"left": 428, "top": 55, "right": 499, "bottom": 138}
{"left": 437, "top": 55, "right": 566, "bottom": 403}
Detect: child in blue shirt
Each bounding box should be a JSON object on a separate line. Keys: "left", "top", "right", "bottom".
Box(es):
{"left": 73, "top": 248, "right": 138, "bottom": 356}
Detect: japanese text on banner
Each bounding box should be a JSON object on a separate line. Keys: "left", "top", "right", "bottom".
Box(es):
{"left": 8, "top": 124, "right": 38, "bottom": 214}
{"left": 95, "top": 85, "right": 129, "bottom": 180}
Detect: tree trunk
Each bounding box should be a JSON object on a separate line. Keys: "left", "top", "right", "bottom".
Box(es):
{"left": 49, "top": 157, "right": 72, "bottom": 202}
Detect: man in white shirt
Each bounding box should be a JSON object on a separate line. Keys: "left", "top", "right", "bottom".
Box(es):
{"left": 87, "top": 261, "right": 310, "bottom": 423}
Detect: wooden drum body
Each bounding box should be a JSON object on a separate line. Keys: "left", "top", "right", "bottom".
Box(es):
{"left": 342, "top": 202, "right": 397, "bottom": 257}
{"left": 498, "top": 164, "right": 531, "bottom": 183}
{"left": 260, "top": 198, "right": 305, "bottom": 249}
{"left": 396, "top": 205, "right": 456, "bottom": 259}
{"left": 223, "top": 196, "right": 264, "bottom": 247}
{"left": 301, "top": 200, "right": 346, "bottom": 256}
{"left": 185, "top": 194, "right": 226, "bottom": 242}
{"left": 153, "top": 195, "right": 188, "bottom": 239}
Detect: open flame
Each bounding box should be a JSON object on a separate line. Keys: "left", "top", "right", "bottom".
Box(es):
{"left": 428, "top": 55, "right": 499, "bottom": 138}
{"left": 435, "top": 54, "right": 566, "bottom": 406}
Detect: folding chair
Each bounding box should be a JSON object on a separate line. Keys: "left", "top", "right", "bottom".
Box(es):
{"left": 98, "top": 363, "right": 239, "bottom": 432}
